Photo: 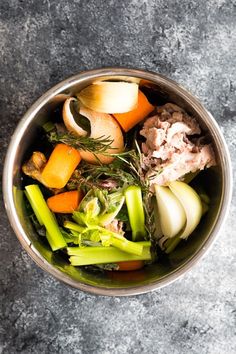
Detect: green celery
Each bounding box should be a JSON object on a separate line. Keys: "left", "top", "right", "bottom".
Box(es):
{"left": 25, "top": 190, "right": 43, "bottom": 225}
{"left": 100, "top": 234, "right": 144, "bottom": 256}
{"left": 66, "top": 216, "right": 146, "bottom": 255}
{"left": 200, "top": 193, "right": 210, "bottom": 205}
{"left": 25, "top": 185, "right": 66, "bottom": 251}
{"left": 67, "top": 244, "right": 151, "bottom": 266}
{"left": 82, "top": 225, "right": 144, "bottom": 256}
{"left": 124, "top": 185, "right": 147, "bottom": 241}
{"left": 165, "top": 235, "right": 181, "bottom": 254}
{"left": 183, "top": 170, "right": 200, "bottom": 184}
{"left": 98, "top": 196, "right": 125, "bottom": 226}
{"left": 201, "top": 201, "right": 209, "bottom": 215}
{"left": 42, "top": 121, "right": 55, "bottom": 132}
{"left": 64, "top": 221, "right": 85, "bottom": 233}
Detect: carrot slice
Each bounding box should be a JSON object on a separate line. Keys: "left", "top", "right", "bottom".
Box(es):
{"left": 47, "top": 190, "right": 83, "bottom": 213}
{"left": 113, "top": 90, "right": 154, "bottom": 132}
{"left": 41, "top": 144, "right": 81, "bottom": 188}
{"left": 117, "top": 260, "right": 144, "bottom": 271}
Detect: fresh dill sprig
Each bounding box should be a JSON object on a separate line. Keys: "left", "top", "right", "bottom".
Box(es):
{"left": 48, "top": 131, "right": 114, "bottom": 154}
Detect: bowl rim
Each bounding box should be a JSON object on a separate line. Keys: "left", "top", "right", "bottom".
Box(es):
{"left": 3, "top": 67, "right": 233, "bottom": 296}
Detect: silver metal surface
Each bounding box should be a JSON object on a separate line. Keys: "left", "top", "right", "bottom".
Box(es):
{"left": 3, "top": 68, "right": 233, "bottom": 296}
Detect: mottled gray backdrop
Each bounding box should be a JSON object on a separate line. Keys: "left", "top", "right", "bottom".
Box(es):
{"left": 0, "top": 1, "right": 236, "bottom": 353}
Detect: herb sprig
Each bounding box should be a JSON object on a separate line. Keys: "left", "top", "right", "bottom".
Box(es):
{"left": 48, "top": 131, "right": 114, "bottom": 154}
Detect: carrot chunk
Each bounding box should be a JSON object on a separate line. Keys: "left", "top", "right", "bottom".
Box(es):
{"left": 47, "top": 190, "right": 83, "bottom": 213}
{"left": 117, "top": 260, "right": 144, "bottom": 271}
{"left": 41, "top": 144, "right": 81, "bottom": 188}
{"left": 113, "top": 90, "right": 154, "bottom": 132}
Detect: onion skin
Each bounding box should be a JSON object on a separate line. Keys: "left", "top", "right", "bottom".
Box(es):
{"left": 78, "top": 106, "right": 124, "bottom": 164}
{"left": 62, "top": 98, "right": 87, "bottom": 137}
{"left": 77, "top": 82, "right": 139, "bottom": 113}
{"left": 62, "top": 99, "right": 124, "bottom": 164}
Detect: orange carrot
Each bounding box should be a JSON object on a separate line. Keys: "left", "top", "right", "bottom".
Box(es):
{"left": 41, "top": 144, "right": 81, "bottom": 188}
{"left": 113, "top": 90, "right": 154, "bottom": 132}
{"left": 117, "top": 260, "right": 144, "bottom": 271}
{"left": 47, "top": 190, "right": 83, "bottom": 213}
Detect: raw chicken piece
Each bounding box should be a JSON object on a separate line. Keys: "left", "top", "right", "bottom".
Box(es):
{"left": 140, "top": 103, "right": 216, "bottom": 188}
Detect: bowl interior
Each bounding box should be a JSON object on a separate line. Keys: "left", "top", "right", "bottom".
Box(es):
{"left": 7, "top": 70, "right": 225, "bottom": 294}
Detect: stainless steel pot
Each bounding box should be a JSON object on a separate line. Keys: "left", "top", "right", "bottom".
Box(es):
{"left": 3, "top": 68, "right": 233, "bottom": 296}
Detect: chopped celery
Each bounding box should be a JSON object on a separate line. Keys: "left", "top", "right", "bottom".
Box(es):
{"left": 183, "top": 170, "right": 200, "bottom": 184}
{"left": 64, "top": 221, "right": 85, "bottom": 233}
{"left": 199, "top": 193, "right": 210, "bottom": 205}
{"left": 124, "top": 185, "right": 147, "bottom": 241}
{"left": 42, "top": 121, "right": 55, "bottom": 132}
{"left": 66, "top": 216, "right": 145, "bottom": 256}
{"left": 98, "top": 196, "right": 125, "bottom": 226}
{"left": 165, "top": 235, "right": 181, "bottom": 254}
{"left": 100, "top": 234, "right": 144, "bottom": 255}
{"left": 76, "top": 188, "right": 125, "bottom": 227}
{"left": 201, "top": 201, "right": 209, "bottom": 215}
{"left": 67, "top": 243, "right": 151, "bottom": 266}
{"left": 25, "top": 190, "right": 43, "bottom": 225}
{"left": 25, "top": 185, "right": 66, "bottom": 251}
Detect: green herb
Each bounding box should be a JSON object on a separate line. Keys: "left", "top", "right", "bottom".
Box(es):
{"left": 113, "top": 142, "right": 156, "bottom": 238}
{"left": 116, "top": 205, "right": 129, "bottom": 224}
{"left": 67, "top": 141, "right": 155, "bottom": 238}
{"left": 66, "top": 144, "right": 146, "bottom": 193}
{"left": 48, "top": 131, "right": 114, "bottom": 154}
{"left": 115, "top": 142, "right": 146, "bottom": 183}
{"left": 92, "top": 263, "right": 119, "bottom": 271}
{"left": 67, "top": 159, "right": 137, "bottom": 192}
{"left": 30, "top": 213, "right": 46, "bottom": 237}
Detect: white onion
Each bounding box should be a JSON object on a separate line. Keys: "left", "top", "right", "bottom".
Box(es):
{"left": 77, "top": 82, "right": 139, "bottom": 113}
{"left": 154, "top": 185, "right": 186, "bottom": 238}
{"left": 169, "top": 181, "right": 202, "bottom": 239}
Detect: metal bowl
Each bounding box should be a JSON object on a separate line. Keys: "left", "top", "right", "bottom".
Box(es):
{"left": 3, "top": 68, "right": 232, "bottom": 296}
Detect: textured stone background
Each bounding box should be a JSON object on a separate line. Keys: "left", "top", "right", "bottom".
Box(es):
{"left": 0, "top": 0, "right": 236, "bottom": 353}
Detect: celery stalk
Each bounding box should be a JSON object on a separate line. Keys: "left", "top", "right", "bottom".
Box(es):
{"left": 165, "top": 236, "right": 181, "bottom": 254}
{"left": 67, "top": 244, "right": 151, "bottom": 266}
{"left": 25, "top": 185, "right": 67, "bottom": 251}
{"left": 124, "top": 185, "right": 147, "bottom": 241}
{"left": 64, "top": 221, "right": 85, "bottom": 233}
{"left": 101, "top": 234, "right": 144, "bottom": 256}
{"left": 42, "top": 121, "right": 55, "bottom": 132}
{"left": 201, "top": 201, "right": 209, "bottom": 215}
{"left": 84, "top": 225, "right": 145, "bottom": 255}
{"left": 25, "top": 190, "right": 43, "bottom": 225}
{"left": 66, "top": 217, "right": 146, "bottom": 256}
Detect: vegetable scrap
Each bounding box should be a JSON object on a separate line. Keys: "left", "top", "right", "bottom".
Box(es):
{"left": 22, "top": 80, "right": 216, "bottom": 272}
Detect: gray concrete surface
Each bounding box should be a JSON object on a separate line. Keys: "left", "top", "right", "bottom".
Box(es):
{"left": 0, "top": 0, "right": 236, "bottom": 353}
